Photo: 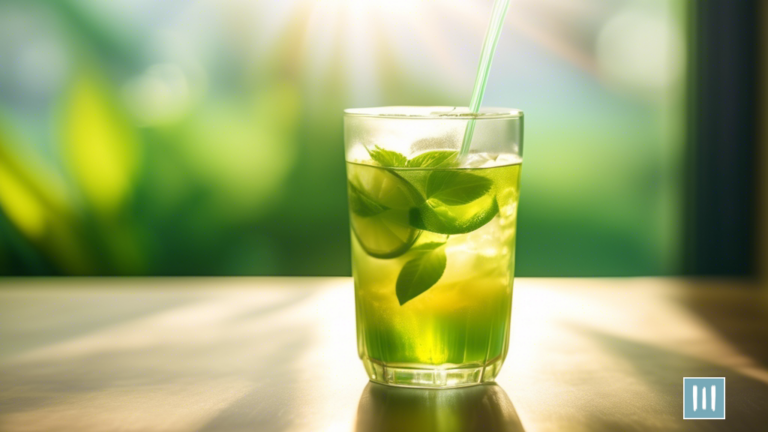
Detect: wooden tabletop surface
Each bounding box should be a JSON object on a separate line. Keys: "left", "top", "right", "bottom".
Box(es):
{"left": 1, "top": 277, "right": 767, "bottom": 432}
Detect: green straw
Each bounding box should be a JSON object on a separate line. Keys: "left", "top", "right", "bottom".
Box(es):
{"left": 459, "top": 0, "right": 511, "bottom": 158}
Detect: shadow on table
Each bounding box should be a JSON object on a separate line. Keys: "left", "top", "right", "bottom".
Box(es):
{"left": 0, "top": 288, "right": 318, "bottom": 432}
{"left": 355, "top": 382, "right": 524, "bottom": 432}
{"left": 577, "top": 326, "right": 768, "bottom": 431}
{"left": 676, "top": 281, "right": 768, "bottom": 368}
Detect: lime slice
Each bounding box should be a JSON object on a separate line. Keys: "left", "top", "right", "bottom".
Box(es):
{"left": 348, "top": 164, "right": 423, "bottom": 258}
{"left": 348, "top": 164, "right": 424, "bottom": 210}
{"left": 351, "top": 209, "right": 420, "bottom": 258}
{"left": 409, "top": 194, "right": 499, "bottom": 235}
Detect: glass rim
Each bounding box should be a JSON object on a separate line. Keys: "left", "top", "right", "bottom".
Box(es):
{"left": 344, "top": 106, "right": 523, "bottom": 120}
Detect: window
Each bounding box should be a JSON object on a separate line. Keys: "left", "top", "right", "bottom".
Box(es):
{"left": 0, "top": 1, "right": 698, "bottom": 276}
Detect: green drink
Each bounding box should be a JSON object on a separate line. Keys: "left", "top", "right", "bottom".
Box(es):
{"left": 344, "top": 107, "right": 523, "bottom": 388}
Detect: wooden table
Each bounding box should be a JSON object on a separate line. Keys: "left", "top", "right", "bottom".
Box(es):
{"left": 1, "top": 278, "right": 767, "bottom": 431}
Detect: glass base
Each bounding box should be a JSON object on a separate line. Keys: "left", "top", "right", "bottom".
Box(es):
{"left": 361, "top": 356, "right": 504, "bottom": 389}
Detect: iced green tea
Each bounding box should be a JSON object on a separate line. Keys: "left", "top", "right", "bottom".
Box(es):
{"left": 347, "top": 148, "right": 521, "bottom": 388}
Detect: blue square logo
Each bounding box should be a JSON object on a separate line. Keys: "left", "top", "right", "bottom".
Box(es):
{"left": 684, "top": 377, "right": 725, "bottom": 419}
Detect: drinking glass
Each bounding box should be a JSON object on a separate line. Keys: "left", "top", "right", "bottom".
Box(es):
{"left": 344, "top": 106, "right": 523, "bottom": 388}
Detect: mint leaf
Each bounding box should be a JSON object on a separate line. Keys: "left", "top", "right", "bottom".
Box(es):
{"left": 368, "top": 146, "right": 407, "bottom": 167}
{"left": 426, "top": 171, "right": 492, "bottom": 205}
{"left": 410, "top": 198, "right": 499, "bottom": 234}
{"left": 407, "top": 150, "right": 458, "bottom": 168}
{"left": 396, "top": 242, "right": 447, "bottom": 305}
{"left": 410, "top": 241, "right": 447, "bottom": 251}
{"left": 348, "top": 182, "right": 387, "bottom": 217}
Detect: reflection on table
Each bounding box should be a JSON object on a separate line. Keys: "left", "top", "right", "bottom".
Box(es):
{"left": 356, "top": 382, "right": 523, "bottom": 432}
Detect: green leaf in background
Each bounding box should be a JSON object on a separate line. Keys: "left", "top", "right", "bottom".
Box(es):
{"left": 60, "top": 69, "right": 140, "bottom": 213}
{"left": 426, "top": 171, "right": 492, "bottom": 205}
{"left": 368, "top": 146, "right": 407, "bottom": 167}
{"left": 0, "top": 127, "right": 93, "bottom": 273}
{"left": 410, "top": 197, "right": 499, "bottom": 235}
{"left": 348, "top": 182, "right": 388, "bottom": 217}
{"left": 396, "top": 242, "right": 447, "bottom": 305}
{"left": 406, "top": 150, "right": 458, "bottom": 168}
{"left": 0, "top": 161, "right": 49, "bottom": 242}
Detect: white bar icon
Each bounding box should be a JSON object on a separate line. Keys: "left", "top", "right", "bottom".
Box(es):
{"left": 693, "top": 385, "right": 697, "bottom": 411}
{"left": 684, "top": 378, "right": 725, "bottom": 419}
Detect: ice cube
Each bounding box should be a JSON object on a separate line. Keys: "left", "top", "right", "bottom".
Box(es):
{"left": 494, "top": 153, "right": 522, "bottom": 166}
{"left": 461, "top": 153, "right": 497, "bottom": 168}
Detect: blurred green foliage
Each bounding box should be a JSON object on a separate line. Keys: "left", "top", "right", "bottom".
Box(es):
{"left": 0, "top": 0, "right": 688, "bottom": 276}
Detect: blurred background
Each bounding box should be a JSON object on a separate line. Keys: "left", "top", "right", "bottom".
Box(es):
{"left": 0, "top": 0, "right": 762, "bottom": 277}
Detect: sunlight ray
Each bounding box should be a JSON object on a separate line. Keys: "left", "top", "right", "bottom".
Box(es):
{"left": 383, "top": 3, "right": 470, "bottom": 87}
{"left": 300, "top": 1, "right": 343, "bottom": 94}
{"left": 342, "top": 2, "right": 381, "bottom": 105}
{"left": 249, "top": 0, "right": 305, "bottom": 55}
{"left": 506, "top": 12, "right": 599, "bottom": 76}
{"left": 443, "top": 0, "right": 599, "bottom": 76}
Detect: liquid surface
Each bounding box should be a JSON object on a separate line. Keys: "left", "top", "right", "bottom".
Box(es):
{"left": 347, "top": 154, "right": 521, "bottom": 376}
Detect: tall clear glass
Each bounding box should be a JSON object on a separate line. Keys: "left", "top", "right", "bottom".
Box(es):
{"left": 344, "top": 106, "right": 523, "bottom": 388}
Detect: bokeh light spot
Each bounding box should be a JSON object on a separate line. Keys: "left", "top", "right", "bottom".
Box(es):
{"left": 596, "top": 8, "right": 684, "bottom": 95}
